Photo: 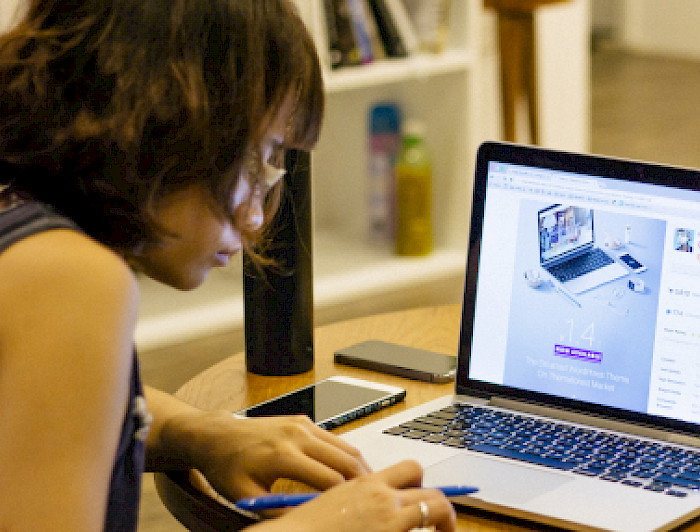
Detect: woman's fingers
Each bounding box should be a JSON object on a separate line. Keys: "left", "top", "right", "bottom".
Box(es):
{"left": 301, "top": 419, "right": 372, "bottom": 476}
{"left": 362, "top": 461, "right": 456, "bottom": 531}
{"left": 262, "top": 417, "right": 370, "bottom": 488}
{"left": 367, "top": 459, "right": 424, "bottom": 489}
{"left": 395, "top": 487, "right": 457, "bottom": 532}
{"left": 226, "top": 416, "right": 369, "bottom": 492}
{"left": 250, "top": 460, "right": 458, "bottom": 532}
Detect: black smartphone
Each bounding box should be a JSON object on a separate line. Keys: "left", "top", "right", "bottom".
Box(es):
{"left": 618, "top": 252, "right": 647, "bottom": 273}
{"left": 334, "top": 340, "right": 457, "bottom": 383}
{"left": 235, "top": 376, "right": 406, "bottom": 429}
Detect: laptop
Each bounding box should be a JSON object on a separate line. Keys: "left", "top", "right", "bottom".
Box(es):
{"left": 342, "top": 141, "right": 700, "bottom": 531}
{"left": 538, "top": 204, "right": 628, "bottom": 294}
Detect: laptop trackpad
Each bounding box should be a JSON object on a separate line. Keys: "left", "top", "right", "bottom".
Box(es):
{"left": 423, "top": 454, "right": 573, "bottom": 505}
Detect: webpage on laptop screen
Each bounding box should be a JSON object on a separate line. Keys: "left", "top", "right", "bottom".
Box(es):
{"left": 470, "top": 161, "right": 700, "bottom": 425}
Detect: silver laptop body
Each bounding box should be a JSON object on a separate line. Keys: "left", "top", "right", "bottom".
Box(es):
{"left": 343, "top": 142, "right": 700, "bottom": 531}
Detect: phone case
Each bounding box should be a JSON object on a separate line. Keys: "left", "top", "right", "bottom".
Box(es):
{"left": 334, "top": 340, "right": 456, "bottom": 382}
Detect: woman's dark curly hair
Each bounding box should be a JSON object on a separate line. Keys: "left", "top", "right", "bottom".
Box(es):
{"left": 0, "top": 0, "right": 324, "bottom": 254}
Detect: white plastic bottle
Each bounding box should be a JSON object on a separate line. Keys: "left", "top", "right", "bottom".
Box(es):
{"left": 368, "top": 102, "right": 401, "bottom": 243}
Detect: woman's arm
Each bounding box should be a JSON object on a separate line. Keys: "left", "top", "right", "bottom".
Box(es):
{"left": 143, "top": 386, "right": 369, "bottom": 502}
{"left": 143, "top": 391, "right": 457, "bottom": 532}
{"left": 0, "top": 230, "right": 139, "bottom": 531}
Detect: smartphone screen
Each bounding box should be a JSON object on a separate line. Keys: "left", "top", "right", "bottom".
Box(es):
{"left": 238, "top": 377, "right": 405, "bottom": 428}
{"left": 619, "top": 253, "right": 644, "bottom": 271}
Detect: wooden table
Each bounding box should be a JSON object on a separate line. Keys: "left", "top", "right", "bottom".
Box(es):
{"left": 158, "top": 304, "right": 700, "bottom": 531}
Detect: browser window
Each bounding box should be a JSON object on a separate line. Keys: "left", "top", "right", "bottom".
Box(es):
{"left": 469, "top": 161, "right": 700, "bottom": 424}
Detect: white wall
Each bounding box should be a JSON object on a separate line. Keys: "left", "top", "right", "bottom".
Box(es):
{"left": 479, "top": 0, "right": 591, "bottom": 152}
{"left": 619, "top": 0, "right": 700, "bottom": 59}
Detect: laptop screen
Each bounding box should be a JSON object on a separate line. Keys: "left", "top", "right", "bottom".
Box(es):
{"left": 538, "top": 204, "right": 595, "bottom": 266}
{"left": 460, "top": 142, "right": 700, "bottom": 431}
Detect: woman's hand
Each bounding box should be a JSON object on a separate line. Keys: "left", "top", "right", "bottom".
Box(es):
{"left": 251, "top": 460, "right": 457, "bottom": 532}
{"left": 144, "top": 390, "right": 455, "bottom": 531}
{"left": 157, "top": 407, "right": 370, "bottom": 503}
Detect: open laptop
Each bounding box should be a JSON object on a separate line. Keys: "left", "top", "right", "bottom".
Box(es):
{"left": 342, "top": 141, "right": 700, "bottom": 531}
{"left": 538, "top": 204, "right": 628, "bottom": 294}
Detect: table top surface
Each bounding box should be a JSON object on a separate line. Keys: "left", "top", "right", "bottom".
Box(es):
{"left": 175, "top": 304, "right": 700, "bottom": 531}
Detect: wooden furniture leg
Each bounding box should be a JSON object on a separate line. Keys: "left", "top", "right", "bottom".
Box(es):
{"left": 485, "top": 0, "right": 568, "bottom": 144}
{"left": 495, "top": 9, "right": 538, "bottom": 144}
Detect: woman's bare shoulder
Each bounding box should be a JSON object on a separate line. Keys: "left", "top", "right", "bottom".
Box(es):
{"left": 0, "top": 228, "right": 137, "bottom": 300}
{"left": 0, "top": 228, "right": 139, "bottom": 344}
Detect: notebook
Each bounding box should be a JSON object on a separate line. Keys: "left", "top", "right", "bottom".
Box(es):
{"left": 342, "top": 141, "right": 700, "bottom": 531}
{"left": 538, "top": 204, "right": 628, "bottom": 294}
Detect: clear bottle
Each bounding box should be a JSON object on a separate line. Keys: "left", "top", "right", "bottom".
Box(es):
{"left": 403, "top": 0, "right": 452, "bottom": 54}
{"left": 395, "top": 119, "right": 432, "bottom": 256}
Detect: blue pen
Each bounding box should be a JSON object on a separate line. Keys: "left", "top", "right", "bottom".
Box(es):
{"left": 236, "top": 485, "right": 479, "bottom": 512}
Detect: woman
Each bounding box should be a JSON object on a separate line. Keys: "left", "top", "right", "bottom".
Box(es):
{"left": 0, "top": 0, "right": 456, "bottom": 530}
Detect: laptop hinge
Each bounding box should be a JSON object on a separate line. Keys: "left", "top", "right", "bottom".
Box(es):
{"left": 489, "top": 396, "right": 700, "bottom": 448}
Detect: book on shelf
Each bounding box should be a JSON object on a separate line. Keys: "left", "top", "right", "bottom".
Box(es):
{"left": 324, "top": 0, "right": 423, "bottom": 69}
{"left": 345, "top": 0, "right": 376, "bottom": 64}
{"left": 383, "top": 0, "right": 419, "bottom": 56}
{"left": 362, "top": 0, "right": 387, "bottom": 61}
{"left": 323, "top": 0, "right": 344, "bottom": 69}
{"left": 330, "top": 0, "right": 363, "bottom": 67}
{"left": 366, "top": 0, "right": 407, "bottom": 58}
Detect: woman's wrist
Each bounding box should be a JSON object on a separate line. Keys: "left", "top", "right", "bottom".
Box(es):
{"left": 150, "top": 407, "right": 232, "bottom": 472}
{"left": 143, "top": 386, "right": 233, "bottom": 472}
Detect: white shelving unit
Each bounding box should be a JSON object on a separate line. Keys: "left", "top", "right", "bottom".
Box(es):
{"left": 136, "top": 0, "right": 482, "bottom": 351}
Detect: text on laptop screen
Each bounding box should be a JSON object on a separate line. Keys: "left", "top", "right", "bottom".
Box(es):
{"left": 469, "top": 161, "right": 700, "bottom": 425}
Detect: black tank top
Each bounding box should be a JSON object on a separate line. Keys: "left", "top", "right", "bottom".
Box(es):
{"left": 0, "top": 200, "right": 146, "bottom": 532}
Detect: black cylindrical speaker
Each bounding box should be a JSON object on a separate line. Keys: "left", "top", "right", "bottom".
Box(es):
{"left": 243, "top": 149, "right": 314, "bottom": 375}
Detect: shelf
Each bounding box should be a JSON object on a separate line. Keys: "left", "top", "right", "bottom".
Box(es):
{"left": 135, "top": 229, "right": 467, "bottom": 351}
{"left": 312, "top": 229, "right": 466, "bottom": 307}
{"left": 324, "top": 49, "right": 476, "bottom": 93}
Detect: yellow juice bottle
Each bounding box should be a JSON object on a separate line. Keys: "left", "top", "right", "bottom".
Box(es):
{"left": 395, "top": 119, "right": 432, "bottom": 256}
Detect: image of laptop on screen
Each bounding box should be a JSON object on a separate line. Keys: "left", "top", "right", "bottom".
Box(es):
{"left": 341, "top": 141, "right": 700, "bottom": 532}
{"left": 539, "top": 204, "right": 628, "bottom": 294}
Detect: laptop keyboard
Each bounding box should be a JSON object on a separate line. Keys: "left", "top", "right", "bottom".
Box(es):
{"left": 547, "top": 247, "right": 613, "bottom": 282}
{"left": 384, "top": 404, "right": 700, "bottom": 498}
